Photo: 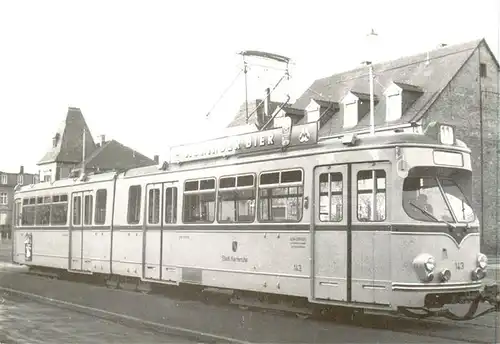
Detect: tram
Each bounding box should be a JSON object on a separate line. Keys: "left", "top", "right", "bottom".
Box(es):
{"left": 11, "top": 119, "right": 500, "bottom": 320}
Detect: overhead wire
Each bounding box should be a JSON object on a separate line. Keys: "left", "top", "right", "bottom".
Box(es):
{"left": 205, "top": 67, "right": 245, "bottom": 119}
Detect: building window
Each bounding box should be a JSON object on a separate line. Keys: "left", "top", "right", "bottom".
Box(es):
{"left": 44, "top": 175, "right": 51, "bottom": 183}
{"left": 0, "top": 174, "right": 7, "bottom": 185}
{"left": 17, "top": 174, "right": 24, "bottom": 185}
{"left": 319, "top": 172, "right": 343, "bottom": 222}
{"left": 94, "top": 189, "right": 107, "bottom": 225}
{"left": 50, "top": 194, "right": 68, "bottom": 225}
{"left": 258, "top": 169, "right": 304, "bottom": 222}
{"left": 217, "top": 174, "right": 256, "bottom": 223}
{"left": 357, "top": 170, "right": 387, "bottom": 222}
{"left": 147, "top": 188, "right": 161, "bottom": 225}
{"left": 165, "top": 187, "right": 178, "bottom": 224}
{"left": 0, "top": 192, "right": 7, "bottom": 205}
{"left": 480, "top": 63, "right": 487, "bottom": 78}
{"left": 127, "top": 185, "right": 142, "bottom": 224}
{"left": 183, "top": 178, "right": 216, "bottom": 223}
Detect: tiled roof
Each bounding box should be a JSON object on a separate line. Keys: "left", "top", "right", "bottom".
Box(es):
{"left": 290, "top": 38, "right": 485, "bottom": 137}
{"left": 74, "top": 139, "right": 156, "bottom": 172}
{"left": 227, "top": 99, "right": 283, "bottom": 127}
{"left": 38, "top": 107, "right": 96, "bottom": 164}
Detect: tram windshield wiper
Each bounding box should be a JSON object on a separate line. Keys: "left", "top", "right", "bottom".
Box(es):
{"left": 409, "top": 201, "right": 457, "bottom": 230}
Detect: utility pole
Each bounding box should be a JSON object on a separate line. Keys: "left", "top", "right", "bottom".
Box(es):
{"left": 366, "top": 28, "right": 378, "bottom": 136}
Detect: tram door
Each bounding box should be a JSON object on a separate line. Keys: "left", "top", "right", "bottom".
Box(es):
{"left": 143, "top": 182, "right": 178, "bottom": 282}
{"left": 70, "top": 191, "right": 93, "bottom": 271}
{"left": 143, "top": 183, "right": 163, "bottom": 280}
{"left": 312, "top": 164, "right": 349, "bottom": 302}
{"left": 350, "top": 162, "right": 391, "bottom": 305}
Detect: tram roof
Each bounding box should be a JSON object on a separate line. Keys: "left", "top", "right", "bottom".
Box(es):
{"left": 16, "top": 122, "right": 468, "bottom": 194}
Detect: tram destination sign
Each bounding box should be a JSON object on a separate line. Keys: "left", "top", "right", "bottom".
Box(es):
{"left": 170, "top": 121, "right": 319, "bottom": 163}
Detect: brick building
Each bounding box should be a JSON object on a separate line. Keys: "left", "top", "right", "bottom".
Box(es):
{"left": 0, "top": 167, "right": 38, "bottom": 239}
{"left": 229, "top": 38, "right": 499, "bottom": 255}
{"left": 37, "top": 107, "right": 158, "bottom": 182}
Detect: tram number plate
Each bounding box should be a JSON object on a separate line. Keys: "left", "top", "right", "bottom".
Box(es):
{"left": 454, "top": 261, "right": 465, "bottom": 270}
{"left": 293, "top": 264, "right": 303, "bottom": 272}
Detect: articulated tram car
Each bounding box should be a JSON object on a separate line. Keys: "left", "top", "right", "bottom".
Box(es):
{"left": 11, "top": 121, "right": 498, "bottom": 319}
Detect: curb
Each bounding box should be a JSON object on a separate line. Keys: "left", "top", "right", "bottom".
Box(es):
{"left": 0, "top": 262, "right": 28, "bottom": 272}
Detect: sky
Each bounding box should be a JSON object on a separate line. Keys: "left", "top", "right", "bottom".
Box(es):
{"left": 0, "top": 0, "right": 499, "bottom": 174}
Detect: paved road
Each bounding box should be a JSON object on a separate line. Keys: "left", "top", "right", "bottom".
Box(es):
{"left": 1, "top": 240, "right": 498, "bottom": 343}
{"left": 0, "top": 240, "right": 11, "bottom": 262}
{"left": 1, "top": 271, "right": 494, "bottom": 344}
{"left": 0, "top": 292, "right": 195, "bottom": 344}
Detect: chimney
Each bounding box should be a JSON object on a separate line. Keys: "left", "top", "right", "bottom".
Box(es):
{"left": 264, "top": 88, "right": 271, "bottom": 120}
{"left": 101, "top": 135, "right": 106, "bottom": 146}
{"left": 153, "top": 155, "right": 159, "bottom": 164}
{"left": 19, "top": 165, "right": 24, "bottom": 174}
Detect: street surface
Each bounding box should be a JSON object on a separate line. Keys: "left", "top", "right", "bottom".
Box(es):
{"left": 0, "top": 240, "right": 499, "bottom": 343}
{"left": 0, "top": 292, "right": 195, "bottom": 344}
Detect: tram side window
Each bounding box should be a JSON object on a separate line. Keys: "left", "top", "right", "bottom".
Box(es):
{"left": 357, "top": 170, "right": 386, "bottom": 222}
{"left": 35, "top": 196, "right": 51, "bottom": 226}
{"left": 319, "top": 173, "right": 343, "bottom": 222}
{"left": 73, "top": 195, "right": 82, "bottom": 225}
{"left": 127, "top": 185, "right": 142, "bottom": 224}
{"left": 21, "top": 198, "right": 36, "bottom": 226}
{"left": 94, "top": 189, "right": 107, "bottom": 225}
{"left": 14, "top": 200, "right": 21, "bottom": 227}
{"left": 165, "top": 187, "right": 178, "bottom": 224}
{"left": 84, "top": 194, "right": 93, "bottom": 225}
{"left": 218, "top": 174, "right": 256, "bottom": 223}
{"left": 258, "top": 169, "right": 304, "bottom": 222}
{"left": 50, "top": 194, "right": 68, "bottom": 225}
{"left": 148, "top": 188, "right": 161, "bottom": 224}
{"left": 183, "top": 178, "right": 216, "bottom": 223}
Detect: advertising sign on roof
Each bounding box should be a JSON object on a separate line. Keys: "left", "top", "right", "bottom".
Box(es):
{"left": 170, "top": 121, "right": 318, "bottom": 163}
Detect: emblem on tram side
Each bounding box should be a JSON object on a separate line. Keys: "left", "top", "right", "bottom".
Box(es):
{"left": 232, "top": 240, "right": 238, "bottom": 252}
{"left": 280, "top": 116, "right": 292, "bottom": 147}
{"left": 299, "top": 128, "right": 311, "bottom": 143}
{"left": 24, "top": 233, "right": 33, "bottom": 262}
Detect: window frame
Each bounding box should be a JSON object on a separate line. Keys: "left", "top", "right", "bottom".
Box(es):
{"left": 355, "top": 168, "right": 388, "bottom": 223}
{"left": 127, "top": 185, "right": 142, "bottom": 225}
{"left": 216, "top": 173, "right": 256, "bottom": 224}
{"left": 318, "top": 171, "right": 344, "bottom": 223}
{"left": 182, "top": 177, "right": 217, "bottom": 224}
{"left": 257, "top": 168, "right": 305, "bottom": 223}
{"left": 164, "top": 185, "right": 178, "bottom": 224}
{"left": 0, "top": 192, "right": 8, "bottom": 205}
{"left": 94, "top": 189, "right": 107, "bottom": 225}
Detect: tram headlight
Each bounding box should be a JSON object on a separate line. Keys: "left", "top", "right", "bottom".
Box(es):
{"left": 477, "top": 253, "right": 488, "bottom": 270}
{"left": 413, "top": 253, "right": 436, "bottom": 282}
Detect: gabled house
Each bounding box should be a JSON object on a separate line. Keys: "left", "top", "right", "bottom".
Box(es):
{"left": 0, "top": 166, "right": 37, "bottom": 239}
{"left": 228, "top": 38, "right": 500, "bottom": 255}
{"left": 37, "top": 107, "right": 157, "bottom": 182}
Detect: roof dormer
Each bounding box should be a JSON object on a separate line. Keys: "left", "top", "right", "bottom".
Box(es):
{"left": 341, "top": 91, "right": 377, "bottom": 129}
{"left": 305, "top": 99, "right": 321, "bottom": 123}
{"left": 305, "top": 99, "right": 340, "bottom": 127}
{"left": 384, "top": 82, "right": 423, "bottom": 122}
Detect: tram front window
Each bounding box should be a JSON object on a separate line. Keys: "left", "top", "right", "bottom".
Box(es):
{"left": 402, "top": 168, "right": 475, "bottom": 224}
